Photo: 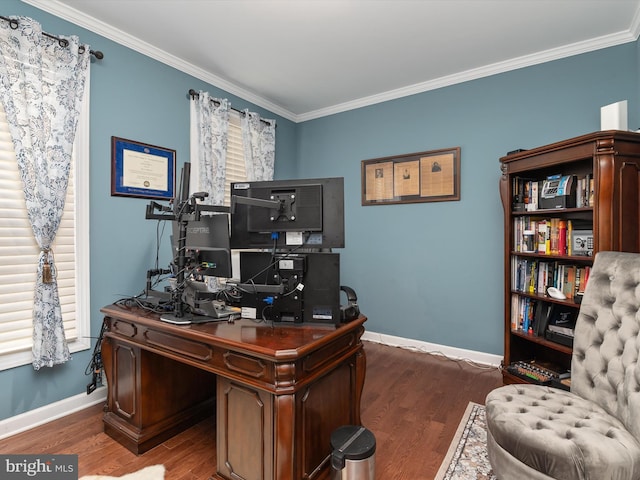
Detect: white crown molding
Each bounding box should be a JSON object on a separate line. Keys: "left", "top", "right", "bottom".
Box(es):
{"left": 298, "top": 29, "right": 639, "bottom": 122}
{"left": 20, "top": 0, "right": 640, "bottom": 124}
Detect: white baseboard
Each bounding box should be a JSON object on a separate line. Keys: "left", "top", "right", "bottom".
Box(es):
{"left": 362, "top": 330, "right": 503, "bottom": 367}
{"left": 0, "top": 386, "right": 107, "bottom": 440}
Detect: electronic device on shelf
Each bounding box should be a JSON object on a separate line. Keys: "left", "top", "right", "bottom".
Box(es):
{"left": 506, "top": 360, "right": 570, "bottom": 386}
{"left": 230, "top": 177, "right": 345, "bottom": 250}
{"left": 540, "top": 174, "right": 576, "bottom": 209}
{"left": 545, "top": 329, "right": 574, "bottom": 347}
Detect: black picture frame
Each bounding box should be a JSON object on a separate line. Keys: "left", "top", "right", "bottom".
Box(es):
{"left": 111, "top": 136, "right": 176, "bottom": 199}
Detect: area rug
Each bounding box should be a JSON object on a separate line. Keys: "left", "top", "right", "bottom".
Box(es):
{"left": 434, "top": 402, "right": 496, "bottom": 480}
{"left": 80, "top": 465, "right": 165, "bottom": 480}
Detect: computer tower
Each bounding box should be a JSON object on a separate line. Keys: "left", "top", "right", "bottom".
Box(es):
{"left": 238, "top": 251, "right": 340, "bottom": 324}
{"left": 302, "top": 252, "right": 340, "bottom": 324}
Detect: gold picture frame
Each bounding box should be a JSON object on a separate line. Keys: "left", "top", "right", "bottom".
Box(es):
{"left": 361, "top": 147, "right": 460, "bottom": 205}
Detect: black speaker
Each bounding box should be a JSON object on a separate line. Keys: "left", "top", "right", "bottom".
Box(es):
{"left": 340, "top": 285, "right": 360, "bottom": 322}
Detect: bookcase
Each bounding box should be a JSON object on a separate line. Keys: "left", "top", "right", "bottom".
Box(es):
{"left": 499, "top": 130, "right": 640, "bottom": 387}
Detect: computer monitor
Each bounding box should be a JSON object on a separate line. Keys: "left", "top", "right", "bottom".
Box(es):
{"left": 230, "top": 177, "right": 345, "bottom": 250}
{"left": 172, "top": 214, "right": 232, "bottom": 278}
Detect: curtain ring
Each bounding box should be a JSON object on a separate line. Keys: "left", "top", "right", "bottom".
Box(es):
{"left": 9, "top": 19, "right": 18, "bottom": 30}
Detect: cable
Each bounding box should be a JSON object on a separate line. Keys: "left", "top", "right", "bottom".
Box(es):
{"left": 364, "top": 334, "right": 500, "bottom": 372}
{"left": 85, "top": 320, "right": 107, "bottom": 394}
{"left": 242, "top": 240, "right": 308, "bottom": 286}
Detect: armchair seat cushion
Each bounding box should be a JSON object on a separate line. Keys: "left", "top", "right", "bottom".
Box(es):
{"left": 486, "top": 384, "right": 640, "bottom": 480}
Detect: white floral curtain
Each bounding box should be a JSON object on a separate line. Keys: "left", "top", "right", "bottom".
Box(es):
{"left": 189, "top": 90, "right": 229, "bottom": 205}
{"left": 241, "top": 110, "right": 275, "bottom": 181}
{"left": 0, "top": 17, "right": 90, "bottom": 369}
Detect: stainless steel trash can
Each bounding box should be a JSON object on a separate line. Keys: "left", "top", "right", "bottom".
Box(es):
{"left": 330, "top": 425, "right": 376, "bottom": 480}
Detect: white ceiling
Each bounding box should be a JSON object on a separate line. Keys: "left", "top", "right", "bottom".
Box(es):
{"left": 23, "top": 0, "right": 640, "bottom": 122}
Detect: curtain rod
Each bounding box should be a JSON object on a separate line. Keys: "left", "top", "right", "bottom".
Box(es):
{"left": 188, "top": 89, "right": 274, "bottom": 127}
{"left": 0, "top": 16, "right": 104, "bottom": 59}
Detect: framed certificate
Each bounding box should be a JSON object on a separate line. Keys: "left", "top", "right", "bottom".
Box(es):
{"left": 111, "top": 137, "right": 176, "bottom": 199}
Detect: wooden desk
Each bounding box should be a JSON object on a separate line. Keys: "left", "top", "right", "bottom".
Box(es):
{"left": 100, "top": 304, "right": 366, "bottom": 480}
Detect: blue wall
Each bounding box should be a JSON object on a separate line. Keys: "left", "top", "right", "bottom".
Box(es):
{"left": 1, "top": 0, "right": 638, "bottom": 420}
{"left": 0, "top": 0, "right": 297, "bottom": 421}
{"left": 297, "top": 44, "right": 639, "bottom": 354}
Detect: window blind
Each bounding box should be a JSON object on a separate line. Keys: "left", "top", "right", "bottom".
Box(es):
{"left": 224, "top": 113, "right": 247, "bottom": 206}
{"left": 0, "top": 92, "right": 90, "bottom": 370}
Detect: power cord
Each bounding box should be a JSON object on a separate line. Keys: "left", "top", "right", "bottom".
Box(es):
{"left": 85, "top": 320, "right": 107, "bottom": 394}
{"left": 364, "top": 335, "right": 500, "bottom": 372}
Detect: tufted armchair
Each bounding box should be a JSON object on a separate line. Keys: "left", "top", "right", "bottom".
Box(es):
{"left": 485, "top": 251, "right": 640, "bottom": 480}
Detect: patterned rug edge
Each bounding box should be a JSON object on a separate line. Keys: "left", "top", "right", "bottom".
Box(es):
{"left": 434, "top": 402, "right": 496, "bottom": 480}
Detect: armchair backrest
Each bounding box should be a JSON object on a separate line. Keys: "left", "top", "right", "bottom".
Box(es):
{"left": 571, "top": 251, "right": 640, "bottom": 439}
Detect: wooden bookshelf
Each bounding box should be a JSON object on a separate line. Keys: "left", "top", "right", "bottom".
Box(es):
{"left": 499, "top": 130, "right": 640, "bottom": 385}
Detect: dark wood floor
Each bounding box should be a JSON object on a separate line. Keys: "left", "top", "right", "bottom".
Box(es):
{"left": 0, "top": 341, "right": 502, "bottom": 479}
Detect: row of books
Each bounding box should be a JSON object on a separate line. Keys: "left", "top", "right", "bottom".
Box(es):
{"left": 512, "top": 257, "right": 591, "bottom": 300}
{"left": 512, "top": 174, "right": 593, "bottom": 212}
{"left": 510, "top": 295, "right": 578, "bottom": 337}
{"left": 511, "top": 296, "right": 546, "bottom": 334}
{"left": 514, "top": 217, "right": 593, "bottom": 256}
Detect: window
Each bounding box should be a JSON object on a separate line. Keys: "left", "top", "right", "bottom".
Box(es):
{"left": 224, "top": 112, "right": 248, "bottom": 206}
{"left": 0, "top": 86, "right": 91, "bottom": 371}
{"left": 225, "top": 113, "right": 247, "bottom": 279}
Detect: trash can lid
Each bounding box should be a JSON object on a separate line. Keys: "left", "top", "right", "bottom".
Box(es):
{"left": 330, "top": 425, "right": 376, "bottom": 460}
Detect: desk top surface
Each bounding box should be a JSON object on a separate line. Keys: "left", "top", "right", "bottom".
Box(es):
{"left": 101, "top": 303, "right": 366, "bottom": 360}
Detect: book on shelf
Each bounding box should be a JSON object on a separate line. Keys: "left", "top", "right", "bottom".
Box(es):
{"left": 562, "top": 265, "right": 576, "bottom": 300}
{"left": 528, "top": 181, "right": 538, "bottom": 211}
{"left": 575, "top": 174, "right": 591, "bottom": 208}
{"left": 537, "top": 220, "right": 548, "bottom": 254}
{"left": 576, "top": 265, "right": 591, "bottom": 295}
{"left": 558, "top": 220, "right": 567, "bottom": 255}
{"left": 550, "top": 218, "right": 559, "bottom": 254}
{"left": 510, "top": 296, "right": 553, "bottom": 337}
{"left": 512, "top": 256, "right": 590, "bottom": 298}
